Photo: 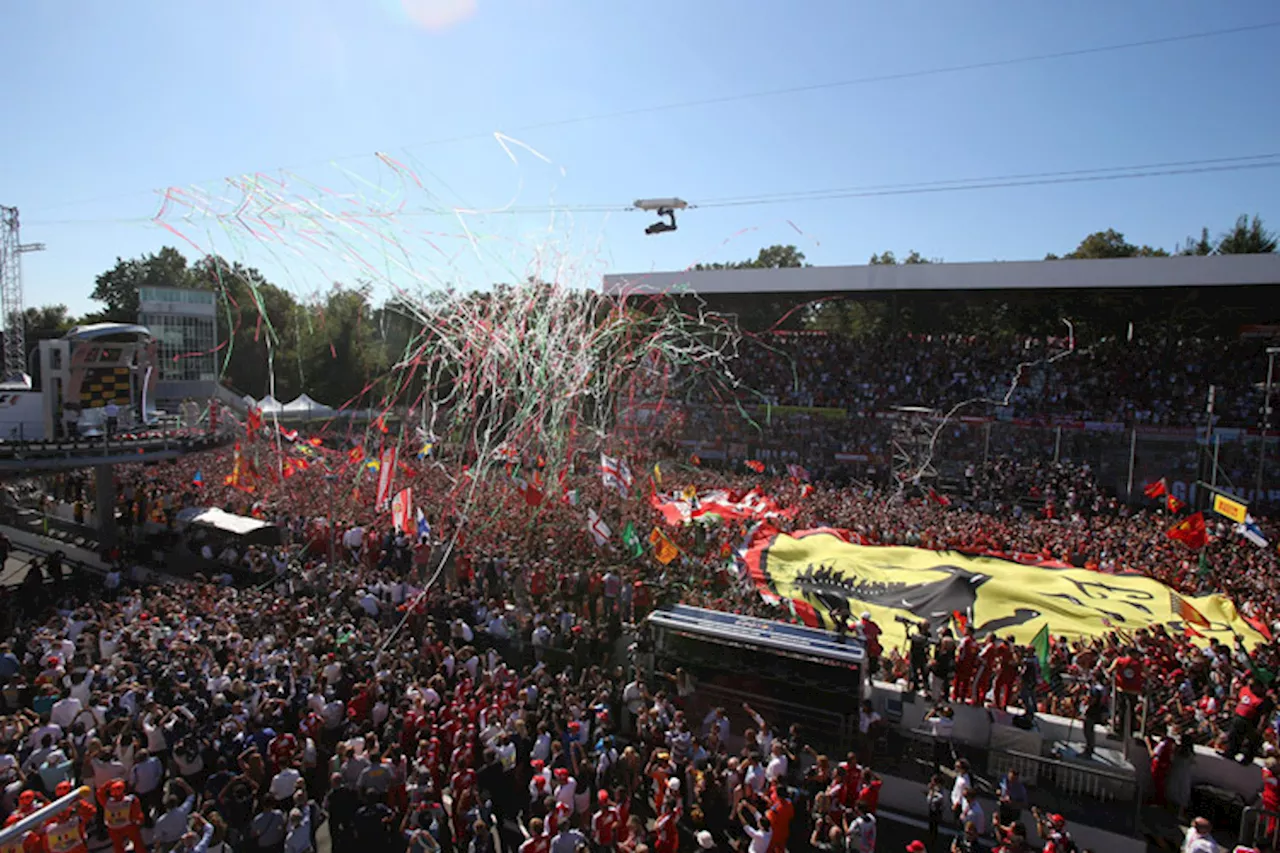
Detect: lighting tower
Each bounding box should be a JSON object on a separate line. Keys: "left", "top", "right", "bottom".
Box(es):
{"left": 0, "top": 206, "right": 46, "bottom": 382}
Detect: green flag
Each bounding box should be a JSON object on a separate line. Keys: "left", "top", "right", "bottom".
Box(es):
{"left": 1031, "top": 624, "right": 1051, "bottom": 682}
{"left": 1198, "top": 551, "right": 1211, "bottom": 578}
{"left": 621, "top": 522, "right": 643, "bottom": 558}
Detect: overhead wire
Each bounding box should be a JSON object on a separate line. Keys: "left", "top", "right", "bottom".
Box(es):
{"left": 23, "top": 19, "right": 1280, "bottom": 222}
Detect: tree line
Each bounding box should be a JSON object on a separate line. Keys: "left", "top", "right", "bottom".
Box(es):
{"left": 686, "top": 214, "right": 1278, "bottom": 338}
{"left": 17, "top": 214, "right": 1276, "bottom": 397}
{"left": 22, "top": 248, "right": 404, "bottom": 406}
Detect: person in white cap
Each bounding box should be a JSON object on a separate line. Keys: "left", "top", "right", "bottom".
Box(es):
{"left": 695, "top": 830, "right": 718, "bottom": 851}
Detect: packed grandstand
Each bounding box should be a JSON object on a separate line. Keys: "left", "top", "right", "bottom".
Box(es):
{"left": 3, "top": 257, "right": 1280, "bottom": 853}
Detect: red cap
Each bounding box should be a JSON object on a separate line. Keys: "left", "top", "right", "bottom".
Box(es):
{"left": 598, "top": 790, "right": 610, "bottom": 804}
{"left": 554, "top": 767, "right": 569, "bottom": 779}
{"left": 531, "top": 759, "right": 545, "bottom": 770}
{"left": 1050, "top": 814, "right": 1066, "bottom": 829}
{"left": 567, "top": 721, "right": 581, "bottom": 731}
{"left": 54, "top": 781, "right": 72, "bottom": 797}
{"left": 534, "top": 777, "right": 547, "bottom": 789}
{"left": 906, "top": 843, "right": 927, "bottom": 853}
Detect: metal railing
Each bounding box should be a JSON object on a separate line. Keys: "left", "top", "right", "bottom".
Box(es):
{"left": 1240, "top": 806, "right": 1280, "bottom": 852}
{"left": 695, "top": 682, "right": 855, "bottom": 752}
{"left": 0, "top": 786, "right": 92, "bottom": 847}
{"left": 991, "top": 748, "right": 1138, "bottom": 805}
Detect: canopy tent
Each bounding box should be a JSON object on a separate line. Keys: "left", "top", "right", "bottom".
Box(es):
{"left": 175, "top": 507, "right": 282, "bottom": 547}
{"left": 257, "top": 395, "right": 283, "bottom": 413}
{"left": 282, "top": 393, "right": 333, "bottom": 416}
{"left": 241, "top": 394, "right": 257, "bottom": 408}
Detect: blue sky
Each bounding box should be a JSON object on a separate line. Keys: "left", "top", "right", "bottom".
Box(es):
{"left": 4, "top": 0, "right": 1279, "bottom": 316}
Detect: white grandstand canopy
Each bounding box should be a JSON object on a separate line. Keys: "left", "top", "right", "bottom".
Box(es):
{"left": 257, "top": 394, "right": 283, "bottom": 412}
{"left": 602, "top": 254, "right": 1280, "bottom": 296}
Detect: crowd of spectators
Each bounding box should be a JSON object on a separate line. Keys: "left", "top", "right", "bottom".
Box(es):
{"left": 3, "top": 376, "right": 1279, "bottom": 850}
{"left": 694, "top": 333, "right": 1274, "bottom": 429}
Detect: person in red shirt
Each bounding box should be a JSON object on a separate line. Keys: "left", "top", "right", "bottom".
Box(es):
{"left": 859, "top": 614, "right": 882, "bottom": 681}
{"left": 1223, "top": 677, "right": 1274, "bottom": 764}
{"left": 591, "top": 791, "right": 620, "bottom": 851}
{"left": 972, "top": 636, "right": 999, "bottom": 706}
{"left": 953, "top": 628, "right": 978, "bottom": 704}
{"left": 519, "top": 817, "right": 550, "bottom": 853}
{"left": 1146, "top": 730, "right": 1176, "bottom": 806}
{"left": 1109, "top": 646, "right": 1145, "bottom": 737}
{"left": 1260, "top": 756, "right": 1280, "bottom": 838}
{"left": 653, "top": 795, "right": 681, "bottom": 853}
{"left": 992, "top": 637, "right": 1018, "bottom": 711}
{"left": 764, "top": 786, "right": 794, "bottom": 853}
{"left": 856, "top": 770, "right": 882, "bottom": 815}
{"left": 100, "top": 781, "right": 147, "bottom": 853}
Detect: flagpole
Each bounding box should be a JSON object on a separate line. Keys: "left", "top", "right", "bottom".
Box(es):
{"left": 1126, "top": 428, "right": 1137, "bottom": 502}
{"left": 1257, "top": 347, "right": 1278, "bottom": 502}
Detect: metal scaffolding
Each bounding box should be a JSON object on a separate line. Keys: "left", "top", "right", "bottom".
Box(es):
{"left": 0, "top": 205, "right": 45, "bottom": 382}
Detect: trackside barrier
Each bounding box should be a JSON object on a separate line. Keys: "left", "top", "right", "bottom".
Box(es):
{"left": 696, "top": 682, "right": 854, "bottom": 753}
{"left": 1240, "top": 806, "right": 1280, "bottom": 851}
{"left": 992, "top": 748, "right": 1141, "bottom": 835}
{"left": 0, "top": 786, "right": 92, "bottom": 847}
{"left": 994, "top": 749, "right": 1138, "bottom": 803}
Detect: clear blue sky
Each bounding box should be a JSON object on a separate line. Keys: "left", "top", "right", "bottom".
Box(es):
{"left": 4, "top": 0, "right": 1279, "bottom": 316}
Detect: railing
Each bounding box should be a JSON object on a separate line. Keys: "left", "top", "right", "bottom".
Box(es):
{"left": 992, "top": 748, "right": 1138, "bottom": 804}
{"left": 695, "top": 681, "right": 854, "bottom": 752}
{"left": 0, "top": 786, "right": 92, "bottom": 847}
{"left": 1239, "top": 806, "right": 1280, "bottom": 851}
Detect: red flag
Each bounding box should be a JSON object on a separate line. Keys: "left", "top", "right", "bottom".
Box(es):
{"left": 745, "top": 460, "right": 765, "bottom": 473}
{"left": 1166, "top": 494, "right": 1185, "bottom": 513}
{"left": 1184, "top": 623, "right": 1205, "bottom": 639}
{"left": 1243, "top": 613, "right": 1273, "bottom": 641}
{"left": 1167, "top": 512, "right": 1209, "bottom": 550}
{"left": 1170, "top": 591, "right": 1211, "bottom": 628}
{"left": 1144, "top": 478, "right": 1168, "bottom": 499}
{"left": 928, "top": 488, "right": 952, "bottom": 507}
{"left": 952, "top": 610, "right": 968, "bottom": 635}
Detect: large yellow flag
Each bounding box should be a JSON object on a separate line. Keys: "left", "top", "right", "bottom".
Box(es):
{"left": 743, "top": 527, "right": 1266, "bottom": 651}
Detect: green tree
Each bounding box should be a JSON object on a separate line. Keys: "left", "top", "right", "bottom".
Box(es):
{"left": 89, "top": 247, "right": 196, "bottom": 320}
{"left": 1177, "top": 227, "right": 1215, "bottom": 256}
{"left": 694, "top": 244, "right": 808, "bottom": 270}
{"left": 192, "top": 255, "right": 303, "bottom": 399}
{"left": 1215, "top": 214, "right": 1277, "bottom": 254}
{"left": 296, "top": 286, "right": 387, "bottom": 407}
{"left": 1050, "top": 229, "right": 1168, "bottom": 259}
{"left": 869, "top": 250, "right": 935, "bottom": 264}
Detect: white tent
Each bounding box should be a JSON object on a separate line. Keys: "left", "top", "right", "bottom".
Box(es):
{"left": 282, "top": 393, "right": 332, "bottom": 416}
{"left": 241, "top": 394, "right": 257, "bottom": 408}
{"left": 257, "top": 395, "right": 283, "bottom": 413}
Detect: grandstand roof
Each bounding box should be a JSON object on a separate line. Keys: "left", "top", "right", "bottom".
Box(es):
{"left": 602, "top": 254, "right": 1280, "bottom": 296}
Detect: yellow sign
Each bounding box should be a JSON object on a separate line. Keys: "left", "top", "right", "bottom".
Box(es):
{"left": 745, "top": 529, "right": 1266, "bottom": 651}
{"left": 1212, "top": 493, "right": 1248, "bottom": 524}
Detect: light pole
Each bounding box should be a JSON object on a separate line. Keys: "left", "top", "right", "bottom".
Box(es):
{"left": 1257, "top": 347, "right": 1280, "bottom": 502}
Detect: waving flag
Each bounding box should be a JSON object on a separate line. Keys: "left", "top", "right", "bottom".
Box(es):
{"left": 191, "top": 470, "right": 203, "bottom": 488}
{"left": 376, "top": 446, "right": 398, "bottom": 509}
{"left": 744, "top": 526, "right": 1268, "bottom": 651}
{"left": 416, "top": 508, "right": 431, "bottom": 542}
{"left": 1168, "top": 512, "right": 1209, "bottom": 550}
{"left": 587, "top": 509, "right": 612, "bottom": 547}
{"left": 600, "top": 454, "right": 633, "bottom": 496}
{"left": 391, "top": 488, "right": 413, "bottom": 535}
{"left": 1143, "top": 478, "right": 1168, "bottom": 499}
